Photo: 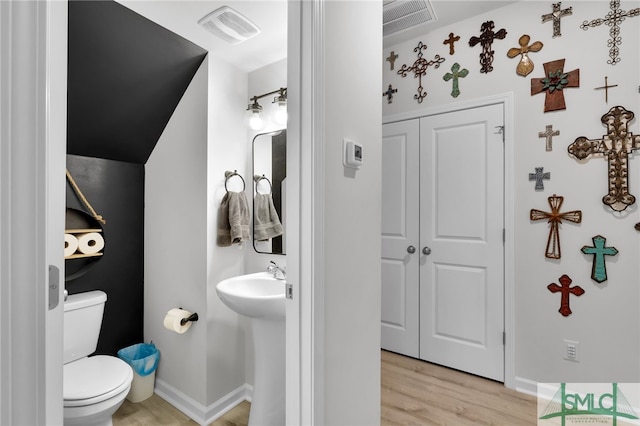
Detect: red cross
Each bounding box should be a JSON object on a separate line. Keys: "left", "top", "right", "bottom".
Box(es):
{"left": 548, "top": 274, "right": 584, "bottom": 317}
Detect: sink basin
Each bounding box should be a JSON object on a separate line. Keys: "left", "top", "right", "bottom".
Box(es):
{"left": 216, "top": 272, "right": 285, "bottom": 319}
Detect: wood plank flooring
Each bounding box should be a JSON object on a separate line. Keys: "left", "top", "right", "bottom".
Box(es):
{"left": 114, "top": 350, "right": 536, "bottom": 425}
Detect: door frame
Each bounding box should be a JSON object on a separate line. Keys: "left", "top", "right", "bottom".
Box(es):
{"left": 383, "top": 93, "right": 515, "bottom": 390}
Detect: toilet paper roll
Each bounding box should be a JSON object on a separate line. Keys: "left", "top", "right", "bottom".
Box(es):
{"left": 76, "top": 232, "right": 105, "bottom": 255}
{"left": 64, "top": 234, "right": 79, "bottom": 257}
{"left": 163, "top": 308, "right": 193, "bottom": 334}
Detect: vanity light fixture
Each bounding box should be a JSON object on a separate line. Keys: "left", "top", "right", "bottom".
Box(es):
{"left": 245, "top": 87, "right": 287, "bottom": 130}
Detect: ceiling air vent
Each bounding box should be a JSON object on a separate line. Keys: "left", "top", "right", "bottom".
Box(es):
{"left": 383, "top": 0, "right": 436, "bottom": 37}
{"left": 198, "top": 6, "right": 260, "bottom": 44}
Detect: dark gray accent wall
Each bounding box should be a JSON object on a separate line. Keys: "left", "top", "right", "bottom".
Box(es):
{"left": 66, "top": 155, "right": 144, "bottom": 355}
{"left": 67, "top": 0, "right": 207, "bottom": 164}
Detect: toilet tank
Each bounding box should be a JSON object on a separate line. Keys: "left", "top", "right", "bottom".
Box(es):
{"left": 63, "top": 290, "right": 107, "bottom": 364}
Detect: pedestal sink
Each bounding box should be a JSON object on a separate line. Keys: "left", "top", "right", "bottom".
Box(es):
{"left": 216, "top": 272, "right": 285, "bottom": 426}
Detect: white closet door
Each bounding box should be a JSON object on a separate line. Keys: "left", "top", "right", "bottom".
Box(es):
{"left": 419, "top": 103, "right": 505, "bottom": 381}
{"left": 380, "top": 119, "right": 420, "bottom": 357}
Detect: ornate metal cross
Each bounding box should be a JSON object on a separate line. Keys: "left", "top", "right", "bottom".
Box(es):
{"left": 542, "top": 2, "right": 573, "bottom": 37}
{"left": 538, "top": 124, "right": 559, "bottom": 151}
{"left": 548, "top": 274, "right": 584, "bottom": 317}
{"left": 529, "top": 167, "right": 550, "bottom": 191}
{"left": 568, "top": 105, "right": 640, "bottom": 212}
{"left": 580, "top": 0, "right": 640, "bottom": 65}
{"left": 386, "top": 51, "right": 398, "bottom": 70}
{"left": 443, "top": 32, "right": 460, "bottom": 55}
{"left": 531, "top": 59, "right": 580, "bottom": 112}
{"left": 469, "top": 21, "right": 507, "bottom": 73}
{"left": 442, "top": 63, "right": 468, "bottom": 98}
{"left": 507, "top": 35, "right": 543, "bottom": 77}
{"left": 594, "top": 76, "right": 618, "bottom": 103}
{"left": 581, "top": 235, "right": 618, "bottom": 283}
{"left": 383, "top": 84, "right": 398, "bottom": 104}
{"left": 530, "top": 194, "right": 582, "bottom": 259}
{"left": 397, "top": 42, "right": 445, "bottom": 104}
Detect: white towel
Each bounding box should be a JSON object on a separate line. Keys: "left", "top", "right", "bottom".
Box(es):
{"left": 254, "top": 193, "right": 283, "bottom": 241}
{"left": 217, "top": 191, "right": 250, "bottom": 246}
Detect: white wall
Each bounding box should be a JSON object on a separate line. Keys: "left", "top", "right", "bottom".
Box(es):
{"left": 384, "top": 0, "right": 640, "bottom": 388}
{"left": 321, "top": 2, "right": 382, "bottom": 424}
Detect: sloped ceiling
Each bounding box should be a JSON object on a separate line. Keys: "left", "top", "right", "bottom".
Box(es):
{"left": 67, "top": 0, "right": 208, "bottom": 164}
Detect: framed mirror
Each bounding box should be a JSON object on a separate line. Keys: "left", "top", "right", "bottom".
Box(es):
{"left": 252, "top": 129, "right": 286, "bottom": 254}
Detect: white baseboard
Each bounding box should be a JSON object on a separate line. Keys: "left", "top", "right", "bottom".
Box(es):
{"left": 154, "top": 378, "right": 252, "bottom": 426}
{"left": 514, "top": 376, "right": 539, "bottom": 397}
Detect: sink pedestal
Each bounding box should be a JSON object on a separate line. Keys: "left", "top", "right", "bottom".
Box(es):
{"left": 250, "top": 318, "right": 285, "bottom": 426}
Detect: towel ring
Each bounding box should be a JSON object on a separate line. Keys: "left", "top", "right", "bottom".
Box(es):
{"left": 253, "top": 174, "right": 272, "bottom": 194}
{"left": 224, "top": 170, "right": 245, "bottom": 192}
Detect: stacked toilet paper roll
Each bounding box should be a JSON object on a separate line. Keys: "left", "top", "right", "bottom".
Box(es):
{"left": 76, "top": 232, "right": 105, "bottom": 255}
{"left": 64, "top": 234, "right": 79, "bottom": 257}
{"left": 163, "top": 308, "right": 193, "bottom": 334}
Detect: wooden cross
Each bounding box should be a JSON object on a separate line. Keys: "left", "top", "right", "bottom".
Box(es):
{"left": 469, "top": 21, "right": 507, "bottom": 74}
{"left": 442, "top": 63, "right": 468, "bottom": 98}
{"left": 383, "top": 84, "right": 398, "bottom": 104}
{"left": 568, "top": 105, "right": 640, "bottom": 212}
{"left": 506, "top": 34, "right": 543, "bottom": 77}
{"left": 594, "top": 76, "right": 618, "bottom": 103}
{"left": 542, "top": 2, "right": 573, "bottom": 37}
{"left": 538, "top": 124, "right": 559, "bottom": 151}
{"left": 547, "top": 274, "right": 584, "bottom": 317}
{"left": 580, "top": 0, "right": 640, "bottom": 65}
{"left": 581, "top": 235, "right": 618, "bottom": 283}
{"left": 443, "top": 32, "right": 460, "bottom": 55}
{"left": 529, "top": 167, "right": 550, "bottom": 191}
{"left": 397, "top": 42, "right": 445, "bottom": 104}
{"left": 531, "top": 59, "right": 579, "bottom": 112}
{"left": 530, "top": 194, "right": 582, "bottom": 259}
{"left": 386, "top": 51, "right": 399, "bottom": 71}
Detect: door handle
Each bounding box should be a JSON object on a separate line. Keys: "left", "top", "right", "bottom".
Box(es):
{"left": 407, "top": 246, "right": 416, "bottom": 254}
{"left": 422, "top": 247, "right": 431, "bottom": 255}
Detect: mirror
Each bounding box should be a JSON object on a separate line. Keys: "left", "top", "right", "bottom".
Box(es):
{"left": 252, "top": 130, "right": 286, "bottom": 254}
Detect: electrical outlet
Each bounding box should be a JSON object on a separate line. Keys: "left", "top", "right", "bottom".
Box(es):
{"left": 564, "top": 339, "right": 579, "bottom": 362}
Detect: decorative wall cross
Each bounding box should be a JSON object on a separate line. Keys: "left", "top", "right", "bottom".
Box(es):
{"left": 581, "top": 235, "right": 618, "bottom": 283}
{"left": 442, "top": 63, "right": 468, "bottom": 98}
{"left": 542, "top": 2, "right": 573, "bottom": 37}
{"left": 529, "top": 167, "right": 551, "bottom": 191}
{"left": 531, "top": 59, "right": 580, "bottom": 112}
{"left": 507, "top": 35, "right": 543, "bottom": 77}
{"left": 548, "top": 274, "right": 584, "bottom": 317}
{"left": 568, "top": 105, "right": 640, "bottom": 212}
{"left": 538, "top": 124, "right": 559, "bottom": 151}
{"left": 580, "top": 0, "right": 640, "bottom": 65}
{"left": 386, "top": 51, "right": 399, "bottom": 70}
{"left": 530, "top": 194, "right": 582, "bottom": 259}
{"left": 383, "top": 84, "right": 398, "bottom": 104}
{"left": 443, "top": 32, "right": 460, "bottom": 55}
{"left": 594, "top": 76, "right": 618, "bottom": 103}
{"left": 397, "top": 42, "right": 445, "bottom": 104}
{"left": 468, "top": 21, "right": 507, "bottom": 73}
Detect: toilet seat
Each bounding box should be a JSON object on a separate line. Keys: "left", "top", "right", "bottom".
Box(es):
{"left": 64, "top": 355, "right": 133, "bottom": 407}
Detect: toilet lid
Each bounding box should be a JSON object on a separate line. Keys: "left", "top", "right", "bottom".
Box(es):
{"left": 64, "top": 355, "right": 133, "bottom": 403}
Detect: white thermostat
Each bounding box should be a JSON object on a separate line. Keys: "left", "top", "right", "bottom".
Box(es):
{"left": 343, "top": 138, "right": 363, "bottom": 169}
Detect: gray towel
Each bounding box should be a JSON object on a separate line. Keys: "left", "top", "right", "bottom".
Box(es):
{"left": 217, "top": 191, "right": 250, "bottom": 246}
{"left": 254, "top": 193, "right": 283, "bottom": 241}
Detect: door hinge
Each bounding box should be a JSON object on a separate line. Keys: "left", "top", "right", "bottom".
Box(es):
{"left": 286, "top": 283, "right": 293, "bottom": 300}
{"left": 502, "top": 228, "right": 505, "bottom": 244}
{"left": 495, "top": 125, "right": 505, "bottom": 142}
{"left": 503, "top": 331, "right": 506, "bottom": 345}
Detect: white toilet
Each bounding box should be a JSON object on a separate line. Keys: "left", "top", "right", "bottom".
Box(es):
{"left": 63, "top": 290, "right": 133, "bottom": 426}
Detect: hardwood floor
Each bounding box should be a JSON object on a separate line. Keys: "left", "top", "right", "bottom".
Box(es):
{"left": 114, "top": 351, "right": 536, "bottom": 425}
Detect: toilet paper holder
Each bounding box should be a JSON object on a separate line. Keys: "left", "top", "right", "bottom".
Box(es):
{"left": 179, "top": 309, "right": 199, "bottom": 326}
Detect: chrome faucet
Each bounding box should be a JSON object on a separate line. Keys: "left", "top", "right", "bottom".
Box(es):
{"left": 267, "top": 261, "right": 286, "bottom": 280}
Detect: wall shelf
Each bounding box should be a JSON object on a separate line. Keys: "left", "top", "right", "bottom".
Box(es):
{"left": 65, "top": 252, "right": 104, "bottom": 260}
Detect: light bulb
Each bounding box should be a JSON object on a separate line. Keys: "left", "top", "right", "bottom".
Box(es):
{"left": 245, "top": 103, "right": 268, "bottom": 130}
{"left": 271, "top": 98, "right": 287, "bottom": 126}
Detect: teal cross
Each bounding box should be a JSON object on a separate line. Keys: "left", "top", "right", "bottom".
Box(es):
{"left": 581, "top": 235, "right": 618, "bottom": 283}
{"left": 443, "top": 63, "right": 469, "bottom": 98}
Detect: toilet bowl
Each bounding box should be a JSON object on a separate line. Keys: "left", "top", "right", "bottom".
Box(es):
{"left": 63, "top": 291, "right": 134, "bottom": 426}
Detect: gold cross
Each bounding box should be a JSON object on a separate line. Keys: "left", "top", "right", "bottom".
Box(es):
{"left": 530, "top": 194, "right": 582, "bottom": 259}
{"left": 542, "top": 2, "right": 572, "bottom": 37}
{"left": 386, "top": 51, "right": 398, "bottom": 71}
{"left": 443, "top": 32, "right": 460, "bottom": 55}
{"left": 594, "top": 76, "right": 618, "bottom": 103}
